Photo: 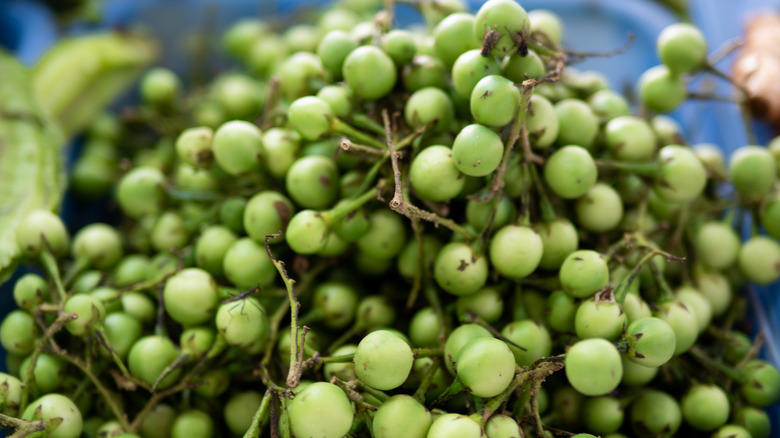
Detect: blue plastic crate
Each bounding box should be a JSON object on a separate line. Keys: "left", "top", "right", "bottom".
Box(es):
{"left": 2, "top": 0, "right": 779, "bottom": 428}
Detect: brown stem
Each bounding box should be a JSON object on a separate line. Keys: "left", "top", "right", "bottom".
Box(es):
{"left": 382, "top": 109, "right": 475, "bottom": 239}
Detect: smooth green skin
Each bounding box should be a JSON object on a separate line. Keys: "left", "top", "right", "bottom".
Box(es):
{"left": 730, "top": 146, "right": 777, "bottom": 200}
{"left": 544, "top": 145, "right": 598, "bottom": 199}
{"left": 324, "top": 345, "right": 358, "bottom": 381}
{"left": 97, "top": 420, "right": 123, "bottom": 438}
{"left": 63, "top": 294, "right": 105, "bottom": 336}
{"left": 317, "top": 84, "right": 353, "bottom": 118}
{"left": 219, "top": 196, "right": 247, "bottom": 234}
{"left": 456, "top": 286, "right": 503, "bottom": 323}
{"left": 403, "top": 55, "right": 448, "bottom": 92}
{"left": 626, "top": 317, "right": 677, "bottom": 367}
{"left": 474, "top": 0, "right": 530, "bottom": 57}
{"left": 16, "top": 210, "right": 69, "bottom": 257}
{"left": 356, "top": 209, "right": 406, "bottom": 260}
{"left": 651, "top": 114, "right": 684, "bottom": 145}
{"left": 397, "top": 235, "right": 442, "bottom": 281}
{"left": 13, "top": 273, "right": 49, "bottom": 311}
{"left": 735, "top": 406, "right": 771, "bottom": 438}
{"left": 529, "top": 9, "right": 563, "bottom": 44}
{"left": 576, "top": 183, "right": 624, "bottom": 232}
{"left": 485, "top": 414, "right": 521, "bottom": 438}
{"left": 113, "top": 254, "right": 152, "bottom": 287}
{"left": 638, "top": 65, "right": 686, "bottom": 113}
{"left": 193, "top": 368, "right": 229, "bottom": 397}
{"left": 128, "top": 335, "right": 181, "bottom": 388}
{"left": 489, "top": 225, "right": 543, "bottom": 278}
{"left": 466, "top": 195, "right": 514, "bottom": 232}
{"left": 738, "top": 235, "right": 780, "bottom": 285}
{"left": 761, "top": 195, "right": 780, "bottom": 238}
{"left": 605, "top": 116, "right": 657, "bottom": 161}
{"left": 72, "top": 223, "right": 123, "bottom": 268}
{"left": 645, "top": 304, "right": 694, "bottom": 357}
{"left": 0, "top": 372, "right": 22, "bottom": 416}
{"left": 175, "top": 127, "right": 213, "bottom": 169}
{"left": 502, "top": 50, "right": 545, "bottom": 83}
{"left": 452, "top": 124, "right": 503, "bottom": 177}
{"left": 261, "top": 128, "right": 300, "bottom": 179}
{"left": 121, "top": 292, "right": 156, "bottom": 325}
{"left": 317, "top": 30, "right": 358, "bottom": 77}
{"left": 409, "top": 145, "right": 465, "bottom": 201}
{"left": 373, "top": 394, "right": 432, "bottom": 438}
{"left": 223, "top": 237, "right": 277, "bottom": 290}
{"left": 470, "top": 75, "right": 520, "bottom": 128}
{"left": 724, "top": 330, "right": 752, "bottom": 364}
{"left": 286, "top": 155, "right": 340, "bottom": 210}
{"left": 405, "top": 87, "right": 455, "bottom": 133}
{"left": 559, "top": 250, "right": 609, "bottom": 299}
{"left": 287, "top": 96, "right": 334, "bottom": 141}
{"left": 433, "top": 13, "right": 479, "bottom": 68}
{"left": 444, "top": 324, "right": 493, "bottom": 374}
{"left": 313, "top": 281, "right": 358, "bottom": 329}
{"left": 657, "top": 23, "right": 707, "bottom": 74}
{"left": 212, "top": 120, "right": 263, "bottom": 176}
{"left": 70, "top": 154, "right": 115, "bottom": 199}
{"left": 501, "top": 320, "right": 551, "bottom": 366}
{"left": 434, "top": 242, "right": 489, "bottom": 296}
{"left": 554, "top": 99, "right": 599, "bottom": 149}
{"left": 162, "top": 268, "right": 218, "bottom": 326}
{"left": 354, "top": 330, "right": 413, "bottom": 390}
{"left": 565, "top": 338, "right": 623, "bottom": 396}
{"left": 141, "top": 67, "right": 180, "bottom": 106}
{"left": 741, "top": 360, "right": 780, "bottom": 407}
{"left": 588, "top": 89, "right": 631, "bottom": 122}
{"left": 621, "top": 355, "right": 659, "bottom": 386}
{"left": 179, "top": 327, "right": 215, "bottom": 361}
{"left": 90, "top": 286, "right": 120, "bottom": 314}
{"left": 681, "top": 384, "right": 729, "bottom": 431}
{"left": 194, "top": 225, "right": 237, "bottom": 277}
{"left": 381, "top": 30, "right": 417, "bottom": 66}
{"left": 575, "top": 300, "right": 626, "bottom": 341}
{"left": 288, "top": 382, "right": 354, "bottom": 438}
{"left": 676, "top": 286, "right": 712, "bottom": 333}
{"left": 427, "top": 414, "right": 483, "bottom": 438}
{"left": 546, "top": 290, "right": 576, "bottom": 332}
{"left": 20, "top": 353, "right": 63, "bottom": 393}
{"left": 549, "top": 386, "right": 584, "bottom": 427}
{"left": 223, "top": 19, "right": 266, "bottom": 58}
{"left": 342, "top": 45, "right": 397, "bottom": 100}
{"left": 22, "top": 394, "right": 83, "bottom": 438}
{"left": 622, "top": 293, "right": 652, "bottom": 324}
{"left": 534, "top": 219, "right": 578, "bottom": 270}
{"left": 171, "top": 410, "right": 213, "bottom": 438}
{"left": 526, "top": 94, "right": 558, "bottom": 149}
{"left": 630, "top": 390, "right": 682, "bottom": 438}
{"left": 583, "top": 396, "right": 623, "bottom": 434}
{"left": 150, "top": 211, "right": 189, "bottom": 252}
{"left": 284, "top": 23, "right": 319, "bottom": 52}
{"left": 224, "top": 391, "right": 262, "bottom": 436}
{"left": 216, "top": 297, "right": 268, "bottom": 348}
{"left": 213, "top": 73, "right": 263, "bottom": 118}
{"left": 712, "top": 425, "right": 752, "bottom": 438}
{"left": 451, "top": 49, "right": 501, "bottom": 99}
{"left": 654, "top": 145, "right": 708, "bottom": 203}
{"left": 175, "top": 164, "right": 217, "bottom": 192}
{"left": 333, "top": 205, "right": 369, "bottom": 243}
{"left": 456, "top": 338, "right": 515, "bottom": 397}
{"left": 276, "top": 52, "right": 329, "bottom": 100}
{"left": 243, "top": 190, "right": 294, "bottom": 245}
{"left": 695, "top": 221, "right": 741, "bottom": 269}
{"left": 410, "top": 306, "right": 446, "bottom": 348}
{"left": 694, "top": 269, "right": 733, "bottom": 317}
{"left": 140, "top": 404, "right": 176, "bottom": 438}
{"left": 102, "top": 313, "right": 142, "bottom": 359}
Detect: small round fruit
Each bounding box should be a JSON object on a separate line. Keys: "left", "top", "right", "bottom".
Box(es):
{"left": 657, "top": 23, "right": 707, "bottom": 74}
{"left": 288, "top": 382, "right": 353, "bottom": 438}
{"left": 22, "top": 394, "right": 83, "bottom": 438}
{"left": 681, "top": 384, "right": 729, "bottom": 431}
{"left": 565, "top": 338, "right": 622, "bottom": 396}
{"left": 353, "top": 330, "right": 414, "bottom": 390}
{"left": 456, "top": 338, "right": 515, "bottom": 398}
